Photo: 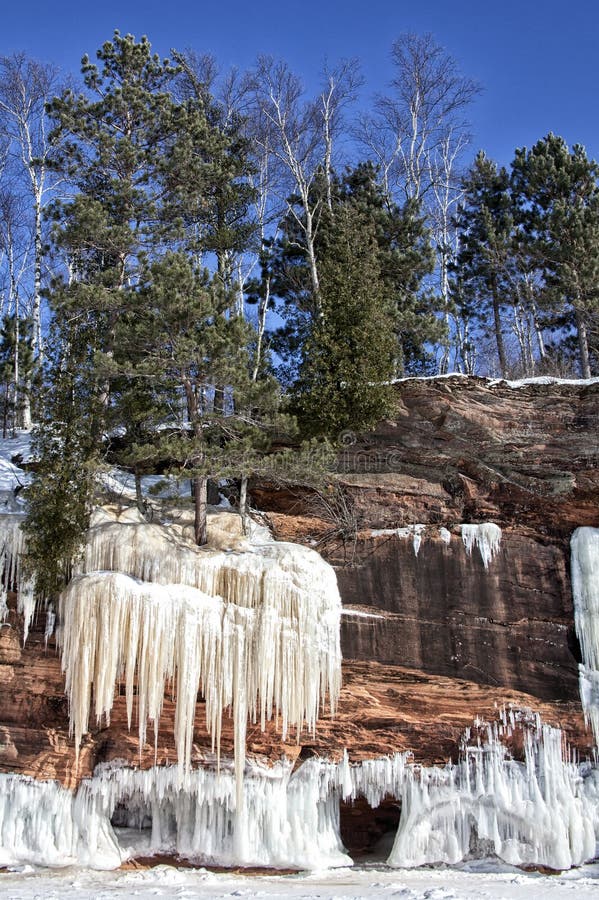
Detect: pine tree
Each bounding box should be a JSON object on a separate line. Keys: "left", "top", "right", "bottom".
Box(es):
{"left": 110, "top": 251, "right": 255, "bottom": 544}
{"left": 26, "top": 32, "right": 262, "bottom": 557}
{"left": 511, "top": 134, "right": 599, "bottom": 378}
{"left": 288, "top": 186, "right": 400, "bottom": 438}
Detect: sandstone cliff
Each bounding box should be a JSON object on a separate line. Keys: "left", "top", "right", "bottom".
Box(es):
{"left": 1, "top": 376, "right": 598, "bottom": 861}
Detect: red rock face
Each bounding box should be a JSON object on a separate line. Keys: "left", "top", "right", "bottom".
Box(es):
{"left": 257, "top": 378, "right": 599, "bottom": 706}
{"left": 0, "top": 377, "right": 597, "bottom": 799}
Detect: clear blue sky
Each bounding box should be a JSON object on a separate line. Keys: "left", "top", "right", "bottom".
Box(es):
{"left": 3, "top": 0, "right": 599, "bottom": 167}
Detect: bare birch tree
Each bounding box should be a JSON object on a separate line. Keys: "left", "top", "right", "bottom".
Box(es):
{"left": 0, "top": 53, "right": 62, "bottom": 362}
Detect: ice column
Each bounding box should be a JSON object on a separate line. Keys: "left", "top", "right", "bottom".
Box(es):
{"left": 0, "top": 761, "right": 351, "bottom": 870}
{"left": 386, "top": 719, "right": 598, "bottom": 869}
{"left": 571, "top": 526, "right": 599, "bottom": 743}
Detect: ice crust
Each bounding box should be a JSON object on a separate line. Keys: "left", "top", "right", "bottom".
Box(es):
{"left": 1, "top": 714, "right": 598, "bottom": 871}
{"left": 59, "top": 508, "right": 342, "bottom": 796}
{"left": 571, "top": 527, "right": 599, "bottom": 743}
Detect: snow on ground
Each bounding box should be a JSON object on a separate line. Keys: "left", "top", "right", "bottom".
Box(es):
{"left": 2, "top": 861, "right": 599, "bottom": 900}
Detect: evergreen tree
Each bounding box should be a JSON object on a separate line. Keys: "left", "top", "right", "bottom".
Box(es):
{"left": 270, "top": 162, "right": 437, "bottom": 438}
{"left": 453, "top": 152, "right": 515, "bottom": 376}
{"left": 25, "top": 32, "right": 263, "bottom": 559}
{"left": 22, "top": 334, "right": 100, "bottom": 596}
{"left": 291, "top": 199, "right": 398, "bottom": 438}
{"left": 511, "top": 134, "right": 599, "bottom": 378}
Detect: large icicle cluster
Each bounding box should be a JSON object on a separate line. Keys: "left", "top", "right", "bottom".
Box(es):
{"left": 461, "top": 523, "right": 502, "bottom": 569}
{"left": 1, "top": 713, "right": 598, "bottom": 871}
{"left": 59, "top": 508, "right": 342, "bottom": 790}
{"left": 571, "top": 526, "right": 599, "bottom": 743}
{"left": 0, "top": 513, "right": 35, "bottom": 642}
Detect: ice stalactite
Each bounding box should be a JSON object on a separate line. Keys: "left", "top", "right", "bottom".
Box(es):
{"left": 461, "top": 523, "right": 502, "bottom": 569}
{"left": 0, "top": 513, "right": 36, "bottom": 643}
{"left": 571, "top": 527, "right": 599, "bottom": 744}
{"left": 59, "top": 508, "right": 342, "bottom": 796}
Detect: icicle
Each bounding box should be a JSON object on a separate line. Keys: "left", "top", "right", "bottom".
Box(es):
{"left": 0, "top": 513, "right": 36, "bottom": 642}
{"left": 571, "top": 527, "right": 599, "bottom": 744}
{"left": 59, "top": 509, "right": 342, "bottom": 795}
{"left": 44, "top": 602, "right": 55, "bottom": 649}
{"left": 439, "top": 527, "right": 451, "bottom": 545}
{"left": 461, "top": 523, "right": 502, "bottom": 569}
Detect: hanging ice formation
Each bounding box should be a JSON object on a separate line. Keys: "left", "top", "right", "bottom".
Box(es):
{"left": 0, "top": 513, "right": 36, "bottom": 643}
{"left": 461, "top": 523, "right": 502, "bottom": 569}
{"left": 369, "top": 523, "right": 502, "bottom": 564}
{"left": 0, "top": 758, "right": 349, "bottom": 870}
{"left": 59, "top": 508, "right": 342, "bottom": 792}
{"left": 1, "top": 711, "right": 598, "bottom": 871}
{"left": 571, "top": 527, "right": 599, "bottom": 744}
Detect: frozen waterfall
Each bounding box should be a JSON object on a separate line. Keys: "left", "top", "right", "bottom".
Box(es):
{"left": 59, "top": 508, "right": 342, "bottom": 794}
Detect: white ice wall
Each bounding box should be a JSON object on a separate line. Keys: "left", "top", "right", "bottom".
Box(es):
{"left": 1, "top": 715, "right": 597, "bottom": 872}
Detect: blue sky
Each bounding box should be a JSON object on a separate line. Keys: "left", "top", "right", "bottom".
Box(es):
{"left": 3, "top": 0, "right": 599, "bottom": 168}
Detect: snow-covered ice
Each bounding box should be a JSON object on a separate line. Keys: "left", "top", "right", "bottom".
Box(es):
{"left": 3, "top": 861, "right": 599, "bottom": 900}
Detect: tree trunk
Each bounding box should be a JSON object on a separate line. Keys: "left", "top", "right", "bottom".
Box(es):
{"left": 239, "top": 475, "right": 249, "bottom": 535}
{"left": 194, "top": 475, "right": 208, "bottom": 545}
{"left": 491, "top": 281, "right": 508, "bottom": 377}
{"left": 575, "top": 308, "right": 592, "bottom": 378}
{"left": 134, "top": 470, "right": 145, "bottom": 517}
{"left": 33, "top": 197, "right": 43, "bottom": 362}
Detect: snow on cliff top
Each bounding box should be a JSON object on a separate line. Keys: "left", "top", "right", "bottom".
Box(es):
{"left": 392, "top": 373, "right": 599, "bottom": 388}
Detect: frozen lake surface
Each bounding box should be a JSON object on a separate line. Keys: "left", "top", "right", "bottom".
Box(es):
{"left": 3, "top": 861, "right": 599, "bottom": 900}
